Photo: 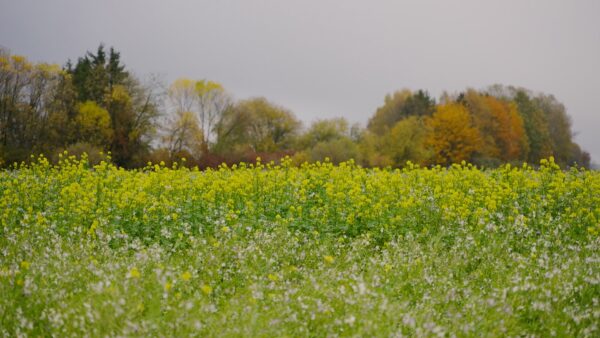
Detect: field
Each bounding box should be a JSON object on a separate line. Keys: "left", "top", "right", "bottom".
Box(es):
{"left": 1, "top": 155, "right": 599, "bottom": 337}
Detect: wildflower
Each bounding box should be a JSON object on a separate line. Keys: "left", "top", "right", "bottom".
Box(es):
{"left": 324, "top": 255, "right": 335, "bottom": 264}
{"left": 20, "top": 261, "right": 30, "bottom": 270}
{"left": 164, "top": 281, "right": 173, "bottom": 292}
{"left": 201, "top": 284, "right": 212, "bottom": 295}
{"left": 87, "top": 220, "right": 98, "bottom": 236}
{"left": 267, "top": 273, "right": 279, "bottom": 282}
{"left": 129, "top": 267, "right": 141, "bottom": 279}
{"left": 181, "top": 271, "right": 192, "bottom": 281}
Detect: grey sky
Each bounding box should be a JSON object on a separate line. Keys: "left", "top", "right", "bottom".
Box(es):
{"left": 1, "top": 0, "right": 599, "bottom": 162}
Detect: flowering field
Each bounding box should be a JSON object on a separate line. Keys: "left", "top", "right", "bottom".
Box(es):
{"left": 1, "top": 156, "right": 599, "bottom": 337}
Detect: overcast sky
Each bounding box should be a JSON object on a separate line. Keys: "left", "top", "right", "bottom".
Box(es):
{"left": 1, "top": 0, "right": 599, "bottom": 162}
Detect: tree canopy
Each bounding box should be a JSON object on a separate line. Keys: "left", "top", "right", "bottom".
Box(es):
{"left": 0, "top": 46, "right": 591, "bottom": 169}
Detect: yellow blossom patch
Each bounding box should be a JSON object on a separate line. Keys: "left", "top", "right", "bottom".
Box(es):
{"left": 181, "top": 271, "right": 192, "bottom": 281}
{"left": 129, "top": 267, "right": 141, "bottom": 279}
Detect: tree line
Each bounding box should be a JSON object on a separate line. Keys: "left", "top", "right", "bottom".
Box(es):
{"left": 0, "top": 45, "right": 591, "bottom": 168}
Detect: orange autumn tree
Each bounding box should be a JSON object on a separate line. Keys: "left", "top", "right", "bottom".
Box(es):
{"left": 425, "top": 103, "right": 482, "bottom": 165}
{"left": 484, "top": 96, "right": 528, "bottom": 161}
{"left": 461, "top": 90, "right": 529, "bottom": 163}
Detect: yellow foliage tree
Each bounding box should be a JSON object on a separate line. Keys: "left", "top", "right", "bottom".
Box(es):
{"left": 75, "top": 101, "right": 113, "bottom": 146}
{"left": 425, "top": 103, "right": 482, "bottom": 166}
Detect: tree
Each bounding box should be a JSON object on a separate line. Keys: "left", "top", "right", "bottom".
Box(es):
{"left": 358, "top": 132, "right": 393, "bottom": 167}
{"left": 44, "top": 70, "right": 79, "bottom": 149}
{"left": 367, "top": 90, "right": 412, "bottom": 134}
{"left": 0, "top": 49, "right": 65, "bottom": 163}
{"left": 359, "top": 116, "right": 429, "bottom": 167}
{"left": 568, "top": 143, "right": 591, "bottom": 168}
{"left": 511, "top": 89, "right": 553, "bottom": 163}
{"left": 0, "top": 52, "right": 32, "bottom": 153}
{"left": 70, "top": 44, "right": 128, "bottom": 103}
{"left": 195, "top": 80, "right": 231, "bottom": 146}
{"left": 485, "top": 85, "right": 587, "bottom": 166}
{"left": 168, "top": 78, "right": 196, "bottom": 114}
{"left": 461, "top": 90, "right": 528, "bottom": 162}
{"left": 308, "top": 137, "right": 360, "bottom": 164}
{"left": 212, "top": 103, "right": 252, "bottom": 155}
{"left": 107, "top": 85, "right": 134, "bottom": 164}
{"left": 382, "top": 116, "right": 430, "bottom": 166}
{"left": 367, "top": 89, "right": 435, "bottom": 134}
{"left": 534, "top": 93, "right": 576, "bottom": 166}
{"left": 425, "top": 103, "right": 482, "bottom": 166}
{"left": 166, "top": 78, "right": 231, "bottom": 153}
{"left": 107, "top": 79, "right": 160, "bottom": 167}
{"left": 163, "top": 111, "right": 204, "bottom": 159}
{"left": 67, "top": 45, "right": 160, "bottom": 167}
{"left": 294, "top": 117, "right": 360, "bottom": 164}
{"left": 75, "top": 101, "right": 113, "bottom": 146}
{"left": 460, "top": 90, "right": 499, "bottom": 159}
{"left": 214, "top": 97, "right": 301, "bottom": 154}
{"left": 297, "top": 117, "right": 351, "bottom": 149}
{"left": 402, "top": 90, "right": 435, "bottom": 118}
{"left": 484, "top": 96, "right": 528, "bottom": 161}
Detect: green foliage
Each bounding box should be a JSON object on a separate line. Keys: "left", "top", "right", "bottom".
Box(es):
{"left": 297, "top": 117, "right": 351, "bottom": 149}
{"left": 70, "top": 44, "right": 128, "bottom": 103}
{"left": 295, "top": 118, "right": 359, "bottom": 165}
{"left": 401, "top": 89, "right": 436, "bottom": 117}
{"left": 382, "top": 116, "right": 430, "bottom": 165}
{"left": 512, "top": 89, "right": 553, "bottom": 163}
{"left": 68, "top": 45, "right": 160, "bottom": 167}
{"left": 360, "top": 117, "right": 430, "bottom": 167}
{"left": 308, "top": 137, "right": 360, "bottom": 164}
{"left": 367, "top": 89, "right": 435, "bottom": 134}
{"left": 215, "top": 97, "right": 301, "bottom": 154}
{"left": 367, "top": 90, "right": 412, "bottom": 134}
{"left": 534, "top": 93, "right": 576, "bottom": 165}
